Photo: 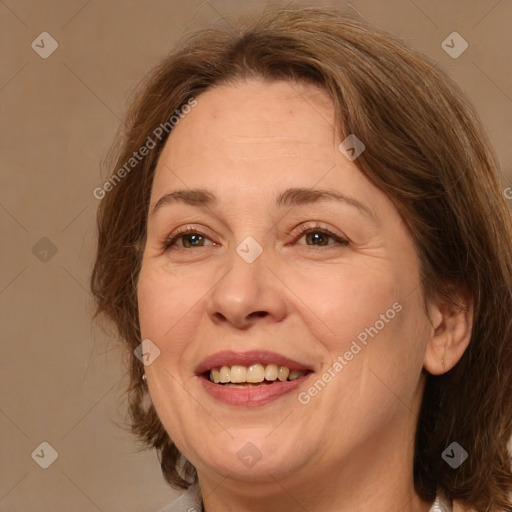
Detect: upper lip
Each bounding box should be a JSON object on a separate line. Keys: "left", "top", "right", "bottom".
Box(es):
{"left": 195, "top": 350, "right": 313, "bottom": 375}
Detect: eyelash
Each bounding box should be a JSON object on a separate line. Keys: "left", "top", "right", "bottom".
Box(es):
{"left": 162, "top": 223, "right": 349, "bottom": 251}
{"left": 163, "top": 226, "right": 206, "bottom": 250}
{"left": 293, "top": 224, "right": 349, "bottom": 247}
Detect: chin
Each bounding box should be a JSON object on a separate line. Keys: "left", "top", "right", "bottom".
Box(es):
{"left": 187, "top": 432, "right": 313, "bottom": 482}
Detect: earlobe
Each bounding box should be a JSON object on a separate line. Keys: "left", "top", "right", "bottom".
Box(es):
{"left": 423, "top": 293, "right": 473, "bottom": 375}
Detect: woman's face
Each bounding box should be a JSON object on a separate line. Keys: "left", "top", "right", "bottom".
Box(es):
{"left": 137, "top": 79, "right": 433, "bottom": 485}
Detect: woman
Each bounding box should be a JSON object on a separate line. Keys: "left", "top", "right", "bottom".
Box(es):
{"left": 91, "top": 6, "right": 512, "bottom": 512}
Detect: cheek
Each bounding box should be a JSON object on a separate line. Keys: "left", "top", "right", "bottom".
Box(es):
{"left": 282, "top": 260, "right": 401, "bottom": 354}
{"left": 138, "top": 262, "right": 201, "bottom": 334}
{"left": 136, "top": 265, "right": 207, "bottom": 439}
{"left": 137, "top": 271, "right": 167, "bottom": 340}
{"left": 285, "top": 257, "right": 427, "bottom": 401}
{"left": 137, "top": 264, "right": 204, "bottom": 367}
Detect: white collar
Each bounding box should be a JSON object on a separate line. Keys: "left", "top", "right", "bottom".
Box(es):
{"left": 429, "top": 493, "right": 452, "bottom": 511}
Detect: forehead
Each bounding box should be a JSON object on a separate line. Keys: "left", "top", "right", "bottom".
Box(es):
{"left": 153, "top": 79, "right": 339, "bottom": 178}
{"left": 188, "top": 78, "right": 335, "bottom": 128}
{"left": 149, "top": 80, "right": 392, "bottom": 221}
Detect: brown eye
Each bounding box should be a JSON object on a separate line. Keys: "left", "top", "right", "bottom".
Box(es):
{"left": 179, "top": 233, "right": 206, "bottom": 248}
{"left": 295, "top": 226, "right": 349, "bottom": 248}
{"left": 164, "top": 229, "right": 215, "bottom": 250}
{"left": 303, "top": 231, "right": 331, "bottom": 246}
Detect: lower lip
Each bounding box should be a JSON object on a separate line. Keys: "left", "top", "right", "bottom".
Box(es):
{"left": 198, "top": 375, "right": 311, "bottom": 407}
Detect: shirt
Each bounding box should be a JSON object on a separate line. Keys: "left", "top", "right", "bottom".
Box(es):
{"left": 158, "top": 483, "right": 454, "bottom": 511}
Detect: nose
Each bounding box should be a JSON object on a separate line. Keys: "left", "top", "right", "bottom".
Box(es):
{"left": 206, "top": 251, "right": 287, "bottom": 330}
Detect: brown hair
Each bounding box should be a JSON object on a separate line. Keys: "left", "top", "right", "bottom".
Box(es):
{"left": 90, "top": 6, "right": 512, "bottom": 510}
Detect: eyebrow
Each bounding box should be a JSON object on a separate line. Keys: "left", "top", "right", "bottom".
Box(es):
{"left": 150, "top": 187, "right": 377, "bottom": 222}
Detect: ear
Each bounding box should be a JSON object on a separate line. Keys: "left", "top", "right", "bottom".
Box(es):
{"left": 423, "top": 289, "right": 474, "bottom": 375}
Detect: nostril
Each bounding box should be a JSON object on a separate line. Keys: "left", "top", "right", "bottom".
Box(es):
{"left": 251, "top": 311, "right": 268, "bottom": 318}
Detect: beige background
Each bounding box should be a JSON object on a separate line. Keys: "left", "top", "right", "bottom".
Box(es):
{"left": 1, "top": 0, "right": 511, "bottom": 511}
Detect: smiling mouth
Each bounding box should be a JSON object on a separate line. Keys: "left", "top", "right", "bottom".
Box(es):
{"left": 204, "top": 363, "right": 311, "bottom": 388}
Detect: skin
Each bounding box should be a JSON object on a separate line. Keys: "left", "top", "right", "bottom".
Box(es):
{"left": 137, "top": 79, "right": 473, "bottom": 512}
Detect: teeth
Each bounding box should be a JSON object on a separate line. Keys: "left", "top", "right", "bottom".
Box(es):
{"left": 230, "top": 365, "right": 246, "bottom": 383}
{"left": 288, "top": 370, "right": 304, "bottom": 381}
{"left": 264, "top": 363, "right": 278, "bottom": 381}
{"left": 211, "top": 367, "right": 221, "bottom": 383}
{"left": 208, "top": 364, "right": 307, "bottom": 384}
{"left": 219, "top": 366, "right": 230, "bottom": 383}
{"left": 224, "top": 382, "right": 268, "bottom": 388}
{"left": 247, "top": 364, "right": 265, "bottom": 383}
{"left": 278, "top": 366, "right": 290, "bottom": 381}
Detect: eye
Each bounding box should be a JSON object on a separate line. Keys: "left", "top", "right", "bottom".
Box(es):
{"left": 161, "top": 223, "right": 348, "bottom": 252}
{"left": 293, "top": 224, "right": 349, "bottom": 248}
{"left": 163, "top": 227, "right": 216, "bottom": 250}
